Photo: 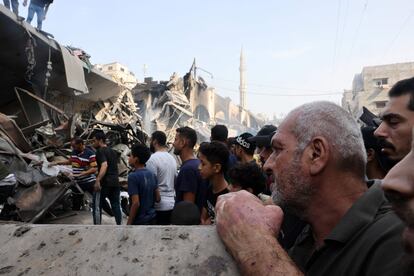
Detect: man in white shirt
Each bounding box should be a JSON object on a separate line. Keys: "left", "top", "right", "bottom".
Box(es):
{"left": 146, "top": 131, "right": 177, "bottom": 224}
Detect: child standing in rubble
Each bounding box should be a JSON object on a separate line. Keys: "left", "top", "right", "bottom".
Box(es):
{"left": 92, "top": 131, "right": 123, "bottom": 225}
{"left": 127, "top": 144, "right": 161, "bottom": 225}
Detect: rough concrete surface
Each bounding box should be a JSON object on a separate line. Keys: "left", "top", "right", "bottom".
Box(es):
{"left": 0, "top": 224, "right": 239, "bottom": 276}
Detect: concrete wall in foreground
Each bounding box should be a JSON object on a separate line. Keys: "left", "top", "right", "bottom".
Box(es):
{"left": 0, "top": 224, "right": 239, "bottom": 276}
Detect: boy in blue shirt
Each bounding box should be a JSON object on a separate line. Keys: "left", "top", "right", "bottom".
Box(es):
{"left": 127, "top": 144, "right": 161, "bottom": 225}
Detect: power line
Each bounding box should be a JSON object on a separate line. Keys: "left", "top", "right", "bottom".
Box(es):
{"left": 381, "top": 9, "right": 414, "bottom": 62}
{"left": 214, "top": 86, "right": 343, "bottom": 97}
{"left": 336, "top": 0, "right": 350, "bottom": 76}
{"left": 339, "top": 0, "right": 350, "bottom": 51}
{"left": 330, "top": 0, "right": 342, "bottom": 88}
{"left": 348, "top": 0, "right": 369, "bottom": 63}
{"left": 213, "top": 77, "right": 341, "bottom": 93}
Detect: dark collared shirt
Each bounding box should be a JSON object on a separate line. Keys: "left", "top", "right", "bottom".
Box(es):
{"left": 289, "top": 183, "right": 405, "bottom": 276}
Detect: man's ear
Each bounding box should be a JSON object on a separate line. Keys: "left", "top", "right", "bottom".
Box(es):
{"left": 214, "top": 163, "right": 222, "bottom": 174}
{"left": 181, "top": 138, "right": 188, "bottom": 148}
{"left": 305, "top": 136, "right": 329, "bottom": 176}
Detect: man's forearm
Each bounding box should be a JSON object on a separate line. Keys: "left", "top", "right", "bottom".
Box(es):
{"left": 81, "top": 167, "right": 97, "bottom": 176}
{"left": 127, "top": 203, "right": 139, "bottom": 225}
{"left": 96, "top": 166, "right": 107, "bottom": 182}
{"left": 51, "top": 159, "right": 70, "bottom": 166}
{"left": 235, "top": 235, "right": 303, "bottom": 276}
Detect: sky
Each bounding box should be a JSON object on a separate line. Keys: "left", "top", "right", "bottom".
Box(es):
{"left": 28, "top": 0, "right": 414, "bottom": 118}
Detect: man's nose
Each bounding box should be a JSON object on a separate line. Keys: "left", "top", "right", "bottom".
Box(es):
{"left": 382, "top": 157, "right": 414, "bottom": 197}
{"left": 263, "top": 153, "right": 274, "bottom": 171}
{"left": 374, "top": 122, "right": 388, "bottom": 139}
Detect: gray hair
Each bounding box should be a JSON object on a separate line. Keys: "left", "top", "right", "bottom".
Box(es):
{"left": 287, "top": 101, "right": 367, "bottom": 176}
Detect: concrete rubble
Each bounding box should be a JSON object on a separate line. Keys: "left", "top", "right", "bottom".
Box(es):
{"left": 0, "top": 6, "right": 146, "bottom": 223}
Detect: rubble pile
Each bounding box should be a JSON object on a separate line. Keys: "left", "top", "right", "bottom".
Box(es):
{"left": 133, "top": 61, "right": 262, "bottom": 144}
{"left": 0, "top": 7, "right": 149, "bottom": 223}
{"left": 133, "top": 68, "right": 212, "bottom": 144}
{"left": 0, "top": 84, "right": 146, "bottom": 224}
{"left": 0, "top": 8, "right": 261, "bottom": 224}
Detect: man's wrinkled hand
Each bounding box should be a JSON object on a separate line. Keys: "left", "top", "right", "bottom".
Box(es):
{"left": 215, "top": 190, "right": 283, "bottom": 261}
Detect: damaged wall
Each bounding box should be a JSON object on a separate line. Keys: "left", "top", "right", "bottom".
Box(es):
{"left": 133, "top": 63, "right": 262, "bottom": 143}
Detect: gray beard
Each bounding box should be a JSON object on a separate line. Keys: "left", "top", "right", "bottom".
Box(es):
{"left": 270, "top": 153, "right": 314, "bottom": 220}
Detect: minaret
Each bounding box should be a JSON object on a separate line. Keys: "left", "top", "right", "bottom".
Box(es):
{"left": 239, "top": 47, "right": 247, "bottom": 109}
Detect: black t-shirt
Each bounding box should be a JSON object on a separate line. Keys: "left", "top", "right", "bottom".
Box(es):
{"left": 204, "top": 184, "right": 229, "bottom": 223}
{"left": 31, "top": 0, "right": 53, "bottom": 8}
{"left": 96, "top": 147, "right": 119, "bottom": 187}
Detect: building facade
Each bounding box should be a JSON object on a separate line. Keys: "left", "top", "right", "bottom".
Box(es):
{"left": 95, "top": 62, "right": 138, "bottom": 89}
{"left": 342, "top": 62, "right": 414, "bottom": 117}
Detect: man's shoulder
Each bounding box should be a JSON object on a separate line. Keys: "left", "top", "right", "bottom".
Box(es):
{"left": 101, "top": 147, "right": 117, "bottom": 158}
{"left": 180, "top": 159, "right": 200, "bottom": 170}
{"left": 128, "top": 170, "right": 145, "bottom": 183}
{"left": 133, "top": 168, "right": 157, "bottom": 178}
{"left": 178, "top": 161, "right": 199, "bottom": 178}
{"left": 150, "top": 152, "right": 175, "bottom": 162}
{"left": 83, "top": 148, "right": 96, "bottom": 157}
{"left": 349, "top": 184, "right": 403, "bottom": 243}
{"left": 144, "top": 168, "right": 157, "bottom": 177}
{"left": 367, "top": 203, "right": 404, "bottom": 238}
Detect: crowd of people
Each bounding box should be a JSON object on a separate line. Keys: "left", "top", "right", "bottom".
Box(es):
{"left": 215, "top": 76, "right": 414, "bottom": 275}
{"left": 57, "top": 123, "right": 274, "bottom": 228}
{"left": 2, "top": 0, "right": 53, "bottom": 30}
{"left": 39, "top": 76, "right": 414, "bottom": 275}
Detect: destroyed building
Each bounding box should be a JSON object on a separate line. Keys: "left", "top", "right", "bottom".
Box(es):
{"left": 134, "top": 60, "right": 262, "bottom": 143}
{"left": 0, "top": 5, "right": 244, "bottom": 275}
{"left": 0, "top": 6, "right": 145, "bottom": 223}
{"left": 0, "top": 2, "right": 262, "bottom": 224}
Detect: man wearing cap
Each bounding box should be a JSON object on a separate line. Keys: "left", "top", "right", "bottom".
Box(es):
{"left": 361, "top": 126, "right": 390, "bottom": 180}
{"left": 232, "top": 132, "right": 256, "bottom": 164}
{"left": 248, "top": 125, "right": 277, "bottom": 195}
{"left": 248, "top": 125, "right": 277, "bottom": 166}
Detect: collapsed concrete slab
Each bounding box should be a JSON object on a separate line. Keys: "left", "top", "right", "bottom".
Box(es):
{"left": 0, "top": 224, "right": 239, "bottom": 275}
